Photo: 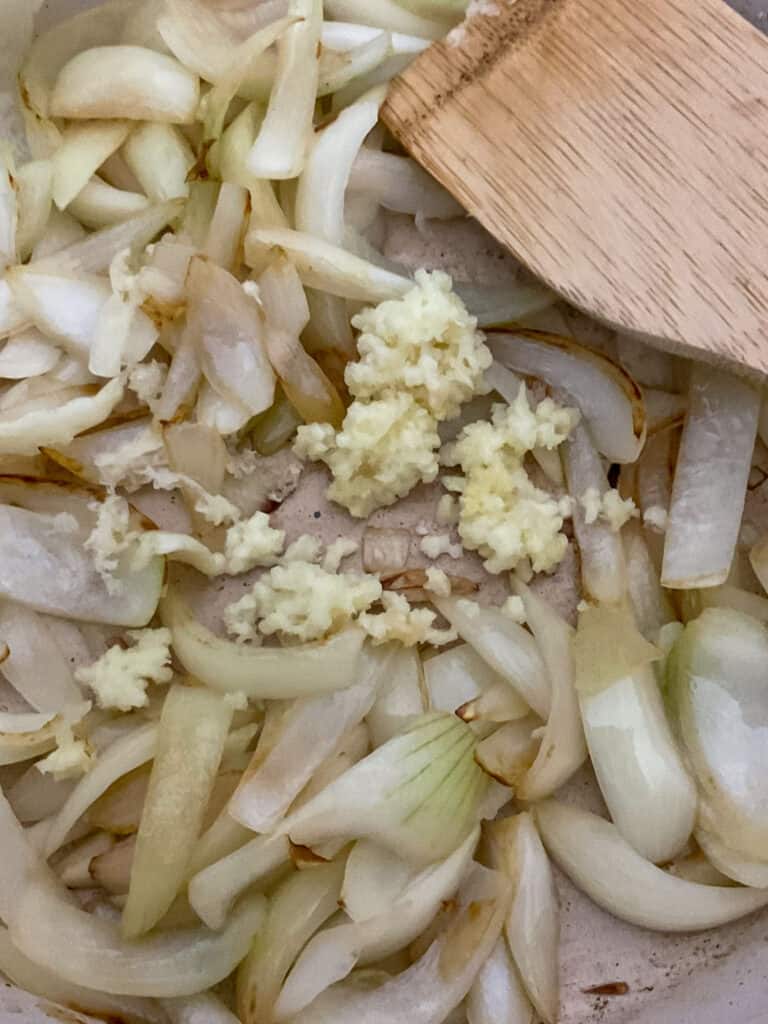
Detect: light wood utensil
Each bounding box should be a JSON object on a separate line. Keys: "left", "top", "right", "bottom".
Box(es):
{"left": 383, "top": 0, "right": 768, "bottom": 374}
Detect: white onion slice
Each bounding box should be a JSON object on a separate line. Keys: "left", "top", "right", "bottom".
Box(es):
{"left": 488, "top": 331, "right": 646, "bottom": 463}
{"left": 286, "top": 864, "right": 508, "bottom": 1024}
{"left": 322, "top": 22, "right": 429, "bottom": 53}
{"left": 563, "top": 418, "right": 628, "bottom": 605}
{"left": 0, "top": 330, "right": 60, "bottom": 379}
{"left": 348, "top": 149, "right": 462, "bottom": 219}
{"left": 8, "top": 268, "right": 110, "bottom": 358}
{"left": 236, "top": 861, "right": 344, "bottom": 1024}
{"left": 8, "top": 766, "right": 75, "bottom": 823}
{"left": 163, "top": 993, "right": 241, "bottom": 1024}
{"left": 0, "top": 377, "right": 126, "bottom": 454}
{"left": 281, "top": 713, "right": 486, "bottom": 866}
{"left": 15, "top": 160, "right": 54, "bottom": 260}
{"left": 455, "top": 281, "right": 556, "bottom": 328}
{"left": 488, "top": 814, "right": 559, "bottom": 1024}
{"left": 671, "top": 607, "right": 768, "bottom": 860}
{"left": 228, "top": 651, "right": 383, "bottom": 832}
{"left": 0, "top": 279, "right": 28, "bottom": 339}
{"left": 425, "top": 643, "right": 528, "bottom": 718}
{"left": 366, "top": 645, "right": 425, "bottom": 746}
{"left": 51, "top": 46, "right": 200, "bottom": 123}
{"left": 68, "top": 177, "right": 150, "bottom": 229}
{"left": 246, "top": 0, "right": 322, "bottom": 180}
{"left": 275, "top": 828, "right": 479, "bottom": 1018}
{"left": 323, "top": 0, "right": 448, "bottom": 39}
{"left": 579, "top": 661, "right": 696, "bottom": 863}
{"left": 467, "top": 938, "right": 534, "bottom": 1024}
{"left": 204, "top": 183, "right": 249, "bottom": 272}
{"left": 161, "top": 589, "right": 366, "bottom": 699}
{"left": 12, "top": 874, "right": 266, "bottom": 997}
{"left": 0, "top": 925, "right": 167, "bottom": 1024}
{"left": 434, "top": 597, "right": 549, "bottom": 719}
{"left": 318, "top": 32, "right": 393, "bottom": 97}
{"left": 474, "top": 718, "right": 539, "bottom": 786}
{"left": 52, "top": 120, "right": 132, "bottom": 210}
{"left": 0, "top": 160, "right": 17, "bottom": 274}
{"left": 341, "top": 841, "right": 416, "bottom": 922}
{"left": 536, "top": 800, "right": 768, "bottom": 931}
{"left": 662, "top": 366, "right": 759, "bottom": 589}
{"left": 121, "top": 122, "right": 193, "bottom": 204}
{"left": 245, "top": 227, "right": 412, "bottom": 302}
{"left": 187, "top": 833, "right": 291, "bottom": 931}
{"left": 696, "top": 825, "right": 768, "bottom": 890}
{"left": 187, "top": 257, "right": 275, "bottom": 416}
{"left": 624, "top": 522, "right": 676, "bottom": 638}
{"left": 0, "top": 603, "right": 83, "bottom": 711}
{"left": 511, "top": 582, "right": 586, "bottom": 801}
{"left": 44, "top": 722, "right": 158, "bottom": 857}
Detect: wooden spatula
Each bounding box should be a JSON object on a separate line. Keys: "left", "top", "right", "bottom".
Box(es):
{"left": 382, "top": 0, "right": 768, "bottom": 373}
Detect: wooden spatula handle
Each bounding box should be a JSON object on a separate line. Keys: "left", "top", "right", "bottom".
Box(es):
{"left": 384, "top": 0, "right": 768, "bottom": 372}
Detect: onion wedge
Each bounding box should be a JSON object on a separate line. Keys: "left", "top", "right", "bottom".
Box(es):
{"left": 425, "top": 643, "right": 528, "bottom": 719}
{"left": 0, "top": 602, "right": 83, "bottom": 710}
{"left": 162, "top": 590, "right": 366, "bottom": 699}
{"left": 123, "top": 123, "right": 195, "bottom": 202}
{"left": 696, "top": 825, "right": 768, "bottom": 890}
{"left": 122, "top": 685, "right": 234, "bottom": 937}
{"left": 536, "top": 800, "right": 768, "bottom": 932}
{"left": 51, "top": 120, "right": 132, "bottom": 210}
{"left": 11, "top": 874, "right": 266, "bottom": 998}
{"left": 467, "top": 938, "right": 534, "bottom": 1024}
{"left": 488, "top": 331, "right": 646, "bottom": 463}
{"left": 434, "top": 598, "right": 549, "bottom": 719}
{"left": 228, "top": 650, "right": 383, "bottom": 832}
{"left": 51, "top": 46, "right": 200, "bottom": 123}
{"left": 236, "top": 860, "right": 345, "bottom": 1024}
{"left": 285, "top": 864, "right": 509, "bottom": 1024}
{"left": 275, "top": 828, "right": 479, "bottom": 1018}
{"left": 662, "top": 366, "right": 759, "bottom": 589}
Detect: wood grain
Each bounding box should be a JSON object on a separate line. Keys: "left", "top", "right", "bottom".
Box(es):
{"left": 383, "top": 0, "right": 768, "bottom": 373}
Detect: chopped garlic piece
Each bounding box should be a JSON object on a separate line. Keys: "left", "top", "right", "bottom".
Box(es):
{"left": 420, "top": 533, "right": 462, "bottom": 560}
{"left": 456, "top": 598, "right": 481, "bottom": 619}
{"left": 224, "top": 691, "right": 249, "bottom": 711}
{"left": 85, "top": 494, "right": 134, "bottom": 595}
{"left": 283, "top": 534, "right": 323, "bottom": 564}
{"left": 224, "top": 561, "right": 382, "bottom": 644}
{"left": 580, "top": 487, "right": 603, "bottom": 526}
{"left": 580, "top": 487, "right": 639, "bottom": 532}
{"left": 323, "top": 538, "right": 359, "bottom": 573}
{"left": 643, "top": 504, "right": 669, "bottom": 531}
{"left": 224, "top": 510, "right": 285, "bottom": 574}
{"left": 194, "top": 491, "right": 241, "bottom": 526}
{"left": 359, "top": 592, "right": 457, "bottom": 647}
{"left": 424, "top": 566, "right": 452, "bottom": 597}
{"left": 128, "top": 360, "right": 167, "bottom": 412}
{"left": 501, "top": 595, "right": 526, "bottom": 623}
{"left": 76, "top": 628, "right": 173, "bottom": 711}
{"left": 37, "top": 726, "right": 93, "bottom": 780}
{"left": 436, "top": 493, "right": 458, "bottom": 526}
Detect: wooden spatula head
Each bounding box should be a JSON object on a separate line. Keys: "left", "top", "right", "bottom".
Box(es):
{"left": 383, "top": 0, "right": 768, "bottom": 373}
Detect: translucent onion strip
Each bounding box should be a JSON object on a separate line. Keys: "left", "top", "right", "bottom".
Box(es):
{"left": 51, "top": 46, "right": 200, "bottom": 123}
{"left": 0, "top": 602, "right": 83, "bottom": 711}
{"left": 161, "top": 590, "right": 366, "bottom": 698}
{"left": 11, "top": 874, "right": 266, "bottom": 998}
{"left": 348, "top": 149, "right": 462, "bottom": 219}
{"left": 662, "top": 365, "right": 759, "bottom": 589}
{"left": 696, "top": 825, "right": 768, "bottom": 890}
{"left": 247, "top": 0, "right": 322, "bottom": 180}
{"left": 52, "top": 121, "right": 132, "bottom": 210}
{"left": 538, "top": 800, "right": 768, "bottom": 932}
{"left": 467, "top": 938, "right": 534, "bottom": 1024}
{"left": 122, "top": 686, "right": 234, "bottom": 938}
{"left": 122, "top": 122, "right": 195, "bottom": 202}
{"left": 68, "top": 177, "right": 150, "bottom": 229}
{"left": 323, "top": 0, "right": 449, "bottom": 39}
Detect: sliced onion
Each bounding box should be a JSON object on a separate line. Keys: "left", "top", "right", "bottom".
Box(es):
{"left": 434, "top": 598, "right": 550, "bottom": 719}
{"left": 670, "top": 607, "right": 768, "bottom": 860}
{"left": 123, "top": 686, "right": 233, "bottom": 937}
{"left": 341, "top": 841, "right": 416, "bottom": 922}
{"left": 366, "top": 645, "right": 425, "bottom": 746}
{"left": 322, "top": 21, "right": 430, "bottom": 52}
{"left": 228, "top": 650, "right": 383, "bottom": 832}
{"left": 186, "top": 257, "right": 275, "bottom": 417}
{"left": 474, "top": 718, "right": 539, "bottom": 787}
{"left": 188, "top": 833, "right": 291, "bottom": 930}
{"left": 51, "top": 46, "right": 200, "bottom": 123}
{"left": 0, "top": 378, "right": 122, "bottom": 452}
{"left": 245, "top": 227, "right": 412, "bottom": 302}
{"left": 162, "top": 588, "right": 366, "bottom": 699}
{"left": 662, "top": 366, "right": 759, "bottom": 589}
{"left": 510, "top": 581, "right": 586, "bottom": 800}
{"left": 15, "top": 160, "right": 54, "bottom": 260}
{"left": 0, "top": 925, "right": 167, "bottom": 1024}
{"left": 204, "top": 183, "right": 249, "bottom": 272}
{"left": 44, "top": 722, "right": 158, "bottom": 857}
{"left": 246, "top": 0, "right": 322, "bottom": 180}
{"left": 318, "top": 33, "right": 393, "bottom": 97}
{"left": 276, "top": 828, "right": 479, "bottom": 1018}
{"left": 0, "top": 602, "right": 83, "bottom": 711}
{"left": 156, "top": 334, "right": 201, "bottom": 423}
{"left": 0, "top": 329, "right": 60, "bottom": 379}
{"left": 9, "top": 268, "right": 111, "bottom": 358}
{"left": 625, "top": 522, "right": 676, "bottom": 638}
{"left": 563, "top": 418, "right": 627, "bottom": 605}
{"left": 488, "top": 331, "right": 646, "bottom": 463}
{"left": 196, "top": 381, "right": 252, "bottom": 435}
{"left": 52, "top": 120, "right": 132, "bottom": 210}
{"left": 456, "top": 281, "right": 556, "bottom": 329}
{"left": 69, "top": 177, "right": 150, "bottom": 229}
{"left": 235, "top": 860, "right": 345, "bottom": 1024}
{"left": 123, "top": 122, "right": 195, "bottom": 203}
{"left": 536, "top": 800, "right": 768, "bottom": 931}
{"left": 696, "top": 825, "right": 768, "bottom": 890}
{"left": 487, "top": 814, "right": 559, "bottom": 1024}
{"left": 8, "top": 766, "right": 75, "bottom": 823}
{"left": 262, "top": 324, "right": 345, "bottom": 427}
{"left": 0, "top": 279, "right": 28, "bottom": 339}
{"left": 256, "top": 255, "right": 310, "bottom": 337}
{"left": 457, "top": 681, "right": 533, "bottom": 726}
{"left": 425, "top": 643, "right": 528, "bottom": 718}
{"left": 282, "top": 713, "right": 487, "bottom": 866}
{"left": 163, "top": 993, "right": 242, "bottom": 1024}
{"left": 12, "top": 872, "right": 266, "bottom": 997}
{"left": 323, "top": 0, "right": 448, "bottom": 39}
{"left": 0, "top": 702, "right": 89, "bottom": 768}
{"left": 348, "top": 149, "right": 462, "bottom": 219}
{"left": 286, "top": 864, "right": 509, "bottom": 1024}
{"left": 20, "top": 0, "right": 132, "bottom": 119}
{"left": 467, "top": 937, "right": 534, "bottom": 1024}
